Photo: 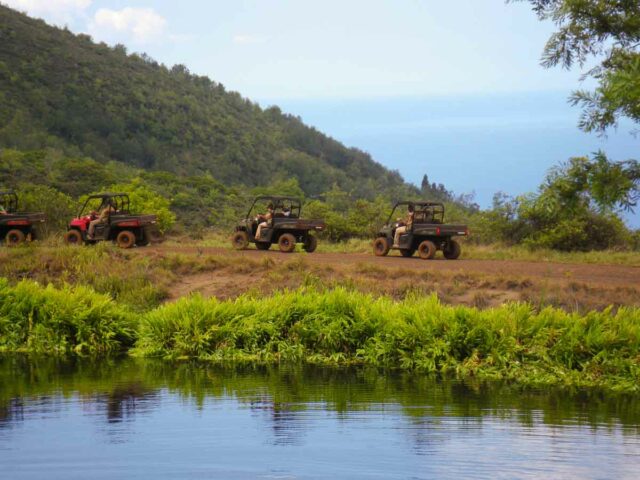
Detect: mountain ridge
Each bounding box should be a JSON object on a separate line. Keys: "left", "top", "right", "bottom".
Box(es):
{"left": 0, "top": 4, "right": 421, "bottom": 199}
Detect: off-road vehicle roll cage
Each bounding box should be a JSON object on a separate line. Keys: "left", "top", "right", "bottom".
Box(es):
{"left": 0, "top": 190, "right": 19, "bottom": 213}
{"left": 77, "top": 193, "right": 130, "bottom": 217}
{"left": 385, "top": 201, "right": 445, "bottom": 225}
{"left": 244, "top": 195, "right": 302, "bottom": 220}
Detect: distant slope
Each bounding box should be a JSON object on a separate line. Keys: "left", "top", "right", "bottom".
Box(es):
{"left": 0, "top": 5, "right": 416, "bottom": 198}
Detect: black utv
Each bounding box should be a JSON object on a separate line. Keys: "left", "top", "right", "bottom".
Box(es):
{"left": 231, "top": 196, "right": 325, "bottom": 253}
{"left": 0, "top": 190, "right": 46, "bottom": 246}
{"left": 373, "top": 201, "right": 468, "bottom": 260}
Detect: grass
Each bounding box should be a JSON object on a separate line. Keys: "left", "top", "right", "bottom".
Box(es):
{"left": 164, "top": 231, "right": 640, "bottom": 265}
{"left": 131, "top": 288, "right": 640, "bottom": 392}
{"left": 0, "top": 278, "right": 135, "bottom": 354}
{"left": 2, "top": 277, "right": 636, "bottom": 392}
{"left": 0, "top": 242, "right": 169, "bottom": 311}
{"left": 2, "top": 242, "right": 639, "bottom": 313}
{"left": 463, "top": 244, "right": 640, "bottom": 266}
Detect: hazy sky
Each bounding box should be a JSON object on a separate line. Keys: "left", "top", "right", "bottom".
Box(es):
{"left": 4, "top": 0, "right": 588, "bottom": 99}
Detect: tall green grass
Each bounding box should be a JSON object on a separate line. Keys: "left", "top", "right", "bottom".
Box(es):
{"left": 133, "top": 288, "right": 640, "bottom": 392}
{"left": 0, "top": 278, "right": 135, "bottom": 354}
{"left": 1, "top": 279, "right": 639, "bottom": 391}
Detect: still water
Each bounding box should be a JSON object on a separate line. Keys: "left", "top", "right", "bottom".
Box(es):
{"left": 1, "top": 356, "right": 639, "bottom": 479}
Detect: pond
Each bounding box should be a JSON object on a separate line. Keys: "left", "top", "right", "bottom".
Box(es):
{"left": 1, "top": 356, "right": 639, "bottom": 479}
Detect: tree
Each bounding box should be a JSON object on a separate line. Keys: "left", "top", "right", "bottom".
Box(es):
{"left": 514, "top": 0, "right": 640, "bottom": 133}
{"left": 420, "top": 174, "right": 430, "bottom": 193}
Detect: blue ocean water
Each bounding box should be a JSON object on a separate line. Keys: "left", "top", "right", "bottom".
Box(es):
{"left": 266, "top": 92, "right": 639, "bottom": 227}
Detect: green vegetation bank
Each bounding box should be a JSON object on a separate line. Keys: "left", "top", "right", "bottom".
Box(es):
{"left": 0, "top": 278, "right": 638, "bottom": 393}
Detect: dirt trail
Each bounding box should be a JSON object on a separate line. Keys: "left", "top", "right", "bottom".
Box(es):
{"left": 142, "top": 246, "right": 640, "bottom": 289}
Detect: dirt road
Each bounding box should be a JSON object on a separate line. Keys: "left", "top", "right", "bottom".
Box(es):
{"left": 142, "top": 246, "right": 640, "bottom": 289}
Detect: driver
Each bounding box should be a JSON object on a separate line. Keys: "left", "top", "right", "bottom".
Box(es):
{"left": 255, "top": 203, "right": 274, "bottom": 241}
{"left": 87, "top": 199, "right": 115, "bottom": 240}
{"left": 393, "top": 205, "right": 414, "bottom": 247}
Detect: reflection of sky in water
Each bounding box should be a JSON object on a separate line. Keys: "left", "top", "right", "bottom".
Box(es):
{"left": 1, "top": 389, "right": 639, "bottom": 479}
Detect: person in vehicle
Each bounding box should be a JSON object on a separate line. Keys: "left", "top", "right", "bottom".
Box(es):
{"left": 87, "top": 200, "right": 115, "bottom": 240}
{"left": 393, "top": 204, "right": 414, "bottom": 247}
{"left": 0, "top": 203, "right": 6, "bottom": 215}
{"left": 255, "top": 203, "right": 274, "bottom": 240}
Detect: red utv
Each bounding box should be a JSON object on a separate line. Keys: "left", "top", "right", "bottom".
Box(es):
{"left": 63, "top": 193, "right": 160, "bottom": 248}
{"left": 0, "top": 190, "right": 46, "bottom": 246}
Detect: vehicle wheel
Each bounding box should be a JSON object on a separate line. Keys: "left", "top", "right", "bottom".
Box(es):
{"left": 63, "top": 230, "right": 83, "bottom": 246}
{"left": 255, "top": 242, "right": 271, "bottom": 250}
{"left": 373, "top": 237, "right": 390, "bottom": 256}
{"left": 417, "top": 240, "right": 437, "bottom": 260}
{"left": 231, "top": 231, "right": 249, "bottom": 250}
{"left": 116, "top": 230, "right": 136, "bottom": 249}
{"left": 278, "top": 233, "right": 297, "bottom": 253}
{"left": 5, "top": 229, "right": 25, "bottom": 247}
{"left": 400, "top": 248, "right": 415, "bottom": 258}
{"left": 303, "top": 235, "right": 318, "bottom": 253}
{"left": 443, "top": 239, "right": 461, "bottom": 260}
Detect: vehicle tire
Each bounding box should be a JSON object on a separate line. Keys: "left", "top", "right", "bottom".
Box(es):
{"left": 255, "top": 242, "right": 271, "bottom": 251}
{"left": 278, "top": 233, "right": 297, "bottom": 253}
{"left": 116, "top": 230, "right": 136, "bottom": 249}
{"left": 231, "top": 231, "right": 249, "bottom": 250}
{"left": 5, "top": 229, "right": 25, "bottom": 247}
{"left": 63, "top": 230, "right": 83, "bottom": 246}
{"left": 443, "top": 239, "right": 461, "bottom": 260}
{"left": 303, "top": 235, "right": 318, "bottom": 253}
{"left": 373, "top": 237, "right": 390, "bottom": 257}
{"left": 400, "top": 248, "right": 415, "bottom": 258}
{"left": 417, "top": 240, "right": 437, "bottom": 260}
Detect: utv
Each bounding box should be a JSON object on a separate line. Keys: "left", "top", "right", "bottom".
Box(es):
{"left": 231, "top": 196, "right": 325, "bottom": 253}
{"left": 373, "top": 201, "right": 468, "bottom": 260}
{"left": 64, "top": 193, "right": 161, "bottom": 248}
{"left": 0, "top": 190, "right": 46, "bottom": 246}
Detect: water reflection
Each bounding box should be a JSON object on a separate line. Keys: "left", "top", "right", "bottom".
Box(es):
{"left": 0, "top": 355, "right": 639, "bottom": 479}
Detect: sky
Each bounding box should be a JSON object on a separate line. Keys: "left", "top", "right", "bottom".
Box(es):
{"left": 3, "top": 0, "right": 639, "bottom": 225}
{"left": 3, "top": 0, "right": 588, "bottom": 98}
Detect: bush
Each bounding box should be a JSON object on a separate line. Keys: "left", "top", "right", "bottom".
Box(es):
{"left": 101, "top": 178, "right": 176, "bottom": 232}
{"left": 0, "top": 279, "right": 135, "bottom": 354}
{"left": 133, "top": 288, "right": 640, "bottom": 391}
{"left": 17, "top": 183, "right": 76, "bottom": 237}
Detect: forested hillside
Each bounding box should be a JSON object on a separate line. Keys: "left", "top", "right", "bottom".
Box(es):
{"left": 0, "top": 4, "right": 420, "bottom": 199}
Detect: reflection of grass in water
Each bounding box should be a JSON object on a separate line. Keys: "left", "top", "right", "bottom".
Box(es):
{"left": 2, "top": 356, "right": 639, "bottom": 431}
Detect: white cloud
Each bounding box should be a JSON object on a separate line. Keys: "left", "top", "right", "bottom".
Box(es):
{"left": 233, "top": 34, "right": 268, "bottom": 45}
{"left": 3, "top": 0, "right": 91, "bottom": 24}
{"left": 88, "top": 7, "right": 167, "bottom": 44}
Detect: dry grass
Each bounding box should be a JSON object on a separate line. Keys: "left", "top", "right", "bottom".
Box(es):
{"left": 2, "top": 242, "right": 638, "bottom": 313}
